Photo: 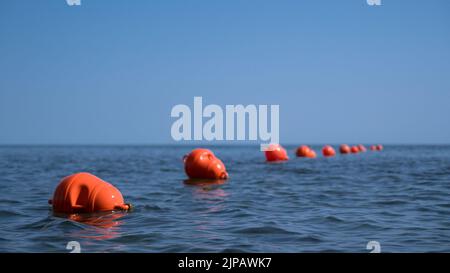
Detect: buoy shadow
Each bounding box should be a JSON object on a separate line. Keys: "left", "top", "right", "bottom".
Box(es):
{"left": 183, "top": 178, "right": 227, "bottom": 187}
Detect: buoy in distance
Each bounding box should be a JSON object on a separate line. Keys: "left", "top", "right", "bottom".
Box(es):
{"left": 376, "top": 144, "right": 383, "bottom": 151}
{"left": 49, "top": 172, "right": 131, "bottom": 214}
{"left": 358, "top": 144, "right": 367, "bottom": 152}
{"left": 370, "top": 145, "right": 377, "bottom": 151}
{"left": 306, "top": 149, "right": 317, "bottom": 158}
{"left": 296, "top": 145, "right": 317, "bottom": 158}
{"left": 339, "top": 144, "right": 351, "bottom": 154}
{"left": 351, "top": 146, "right": 360, "bottom": 153}
{"left": 184, "top": 148, "right": 228, "bottom": 180}
{"left": 265, "top": 144, "right": 289, "bottom": 162}
{"left": 296, "top": 145, "right": 311, "bottom": 157}
{"left": 322, "top": 145, "right": 336, "bottom": 157}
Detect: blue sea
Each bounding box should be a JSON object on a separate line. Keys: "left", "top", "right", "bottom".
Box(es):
{"left": 0, "top": 145, "right": 449, "bottom": 252}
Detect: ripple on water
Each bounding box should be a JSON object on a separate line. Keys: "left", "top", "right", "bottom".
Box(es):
{"left": 0, "top": 209, "right": 25, "bottom": 218}
{"left": 233, "top": 226, "right": 299, "bottom": 235}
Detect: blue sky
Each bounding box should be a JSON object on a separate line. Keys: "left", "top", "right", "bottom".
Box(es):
{"left": 0, "top": 0, "right": 449, "bottom": 144}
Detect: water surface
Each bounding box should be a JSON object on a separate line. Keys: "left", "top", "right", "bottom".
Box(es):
{"left": 0, "top": 145, "right": 449, "bottom": 252}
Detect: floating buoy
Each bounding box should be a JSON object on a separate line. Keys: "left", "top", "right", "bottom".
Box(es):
{"left": 184, "top": 148, "right": 229, "bottom": 179}
{"left": 339, "top": 144, "right": 351, "bottom": 154}
{"left": 377, "top": 144, "right": 383, "bottom": 151}
{"left": 306, "top": 149, "right": 317, "bottom": 158}
{"left": 322, "top": 145, "right": 336, "bottom": 157}
{"left": 350, "top": 146, "right": 360, "bottom": 153}
{"left": 370, "top": 145, "right": 377, "bottom": 151}
{"left": 296, "top": 145, "right": 311, "bottom": 157}
{"left": 358, "top": 144, "right": 367, "bottom": 152}
{"left": 49, "top": 172, "right": 131, "bottom": 214}
{"left": 265, "top": 144, "right": 289, "bottom": 162}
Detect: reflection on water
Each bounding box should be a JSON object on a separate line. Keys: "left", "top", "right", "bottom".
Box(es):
{"left": 184, "top": 179, "right": 229, "bottom": 241}
{"left": 183, "top": 178, "right": 227, "bottom": 187}
{"left": 184, "top": 179, "right": 229, "bottom": 203}
{"left": 54, "top": 211, "right": 127, "bottom": 240}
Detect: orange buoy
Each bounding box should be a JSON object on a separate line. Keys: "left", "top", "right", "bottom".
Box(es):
{"left": 370, "top": 145, "right": 377, "bottom": 151}
{"left": 265, "top": 144, "right": 289, "bottom": 162}
{"left": 351, "top": 146, "right": 360, "bottom": 153}
{"left": 376, "top": 144, "right": 383, "bottom": 151}
{"left": 296, "top": 145, "right": 311, "bottom": 157}
{"left": 339, "top": 144, "right": 351, "bottom": 154}
{"left": 358, "top": 144, "right": 367, "bottom": 152}
{"left": 49, "top": 172, "right": 131, "bottom": 214}
{"left": 184, "top": 148, "right": 229, "bottom": 179}
{"left": 306, "top": 149, "right": 317, "bottom": 158}
{"left": 322, "top": 145, "right": 336, "bottom": 157}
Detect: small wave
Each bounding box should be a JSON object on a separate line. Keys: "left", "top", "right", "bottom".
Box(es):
{"left": 323, "top": 215, "right": 345, "bottom": 223}
{"left": 371, "top": 200, "right": 409, "bottom": 206}
{"left": 20, "top": 215, "right": 88, "bottom": 231}
{"left": 0, "top": 210, "right": 24, "bottom": 217}
{"left": 436, "top": 203, "right": 450, "bottom": 209}
{"left": 0, "top": 199, "right": 22, "bottom": 205}
{"left": 288, "top": 168, "right": 319, "bottom": 175}
{"left": 221, "top": 248, "right": 250, "bottom": 253}
{"left": 234, "top": 226, "right": 298, "bottom": 235}
{"left": 159, "top": 167, "right": 177, "bottom": 173}
{"left": 298, "top": 234, "right": 323, "bottom": 243}
{"left": 232, "top": 212, "right": 254, "bottom": 219}
{"left": 140, "top": 204, "right": 166, "bottom": 211}
{"left": 351, "top": 222, "right": 385, "bottom": 230}
{"left": 109, "top": 234, "right": 156, "bottom": 244}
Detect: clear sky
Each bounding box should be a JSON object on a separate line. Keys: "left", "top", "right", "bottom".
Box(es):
{"left": 0, "top": 0, "right": 449, "bottom": 145}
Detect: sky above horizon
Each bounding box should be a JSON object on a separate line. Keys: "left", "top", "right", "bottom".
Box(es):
{"left": 1, "top": 0, "right": 450, "bottom": 145}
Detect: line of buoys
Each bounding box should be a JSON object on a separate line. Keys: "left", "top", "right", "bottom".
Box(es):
{"left": 183, "top": 148, "right": 229, "bottom": 179}
{"left": 265, "top": 143, "right": 289, "bottom": 162}
{"left": 295, "top": 144, "right": 383, "bottom": 159}
{"left": 49, "top": 172, "right": 131, "bottom": 214}
{"left": 49, "top": 144, "right": 384, "bottom": 214}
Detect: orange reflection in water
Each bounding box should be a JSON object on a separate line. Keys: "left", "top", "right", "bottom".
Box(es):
{"left": 183, "top": 178, "right": 229, "bottom": 240}
{"left": 55, "top": 211, "right": 128, "bottom": 240}
{"left": 184, "top": 178, "right": 229, "bottom": 203}
{"left": 183, "top": 178, "right": 227, "bottom": 187}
